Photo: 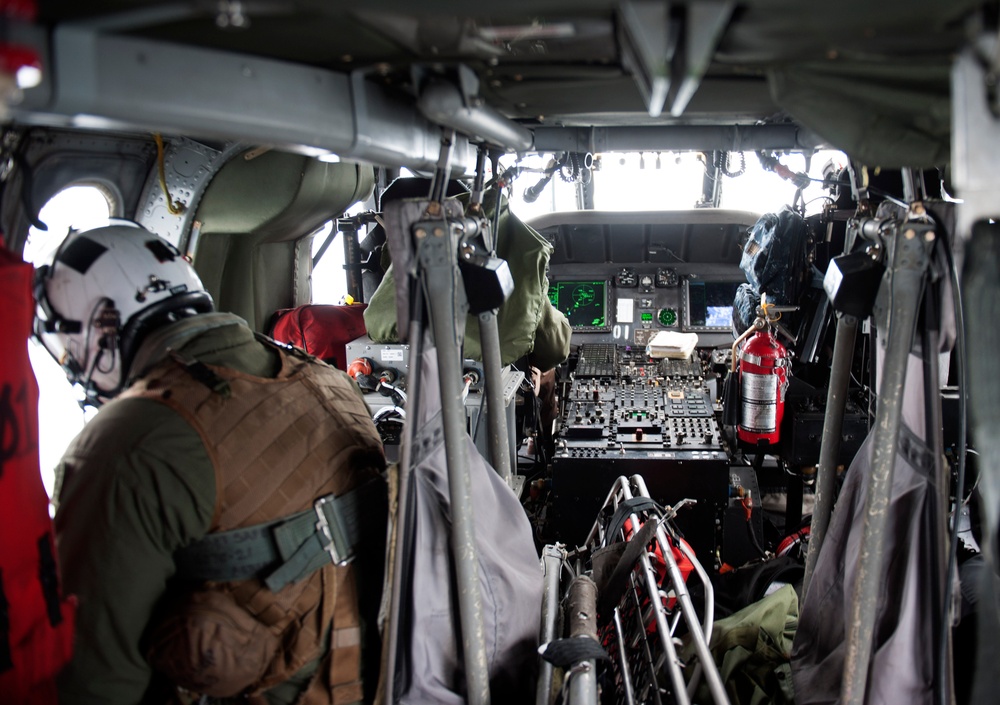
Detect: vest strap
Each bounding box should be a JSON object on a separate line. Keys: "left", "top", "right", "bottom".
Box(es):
{"left": 176, "top": 478, "right": 384, "bottom": 592}
{"left": 169, "top": 351, "right": 232, "bottom": 398}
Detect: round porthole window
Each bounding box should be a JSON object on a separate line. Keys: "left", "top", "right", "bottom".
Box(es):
{"left": 24, "top": 186, "right": 112, "bottom": 503}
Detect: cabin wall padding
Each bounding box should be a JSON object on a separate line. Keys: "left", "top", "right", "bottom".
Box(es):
{"left": 190, "top": 150, "right": 374, "bottom": 331}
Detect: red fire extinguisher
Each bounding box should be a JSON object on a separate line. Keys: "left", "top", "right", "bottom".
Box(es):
{"left": 731, "top": 295, "right": 790, "bottom": 445}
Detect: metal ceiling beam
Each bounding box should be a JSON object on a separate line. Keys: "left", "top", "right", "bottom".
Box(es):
{"left": 14, "top": 25, "right": 472, "bottom": 172}
{"left": 668, "top": 1, "right": 735, "bottom": 117}
{"left": 618, "top": 0, "right": 675, "bottom": 118}
{"left": 417, "top": 73, "right": 534, "bottom": 152}
{"left": 531, "top": 123, "right": 822, "bottom": 153}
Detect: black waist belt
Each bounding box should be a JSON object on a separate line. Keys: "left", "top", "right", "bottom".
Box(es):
{"left": 176, "top": 477, "right": 385, "bottom": 592}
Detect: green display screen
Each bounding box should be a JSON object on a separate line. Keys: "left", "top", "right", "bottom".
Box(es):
{"left": 640, "top": 312, "right": 654, "bottom": 322}
{"left": 547, "top": 280, "right": 610, "bottom": 331}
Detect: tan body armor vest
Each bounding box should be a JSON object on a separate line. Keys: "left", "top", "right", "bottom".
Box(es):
{"left": 123, "top": 343, "right": 385, "bottom": 704}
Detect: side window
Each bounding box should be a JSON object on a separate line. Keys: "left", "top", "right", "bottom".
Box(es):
{"left": 310, "top": 201, "right": 369, "bottom": 305}
{"left": 24, "top": 186, "right": 111, "bottom": 500}
{"left": 719, "top": 149, "right": 848, "bottom": 215}
{"left": 310, "top": 221, "right": 348, "bottom": 304}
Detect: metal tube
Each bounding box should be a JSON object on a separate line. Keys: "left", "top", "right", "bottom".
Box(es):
{"left": 633, "top": 476, "right": 717, "bottom": 645}
{"left": 565, "top": 575, "right": 599, "bottom": 705}
{"left": 803, "top": 313, "right": 859, "bottom": 595}
{"left": 430, "top": 129, "right": 455, "bottom": 204}
{"left": 311, "top": 229, "right": 337, "bottom": 268}
{"left": 674, "top": 526, "right": 716, "bottom": 643}
{"left": 471, "top": 148, "right": 487, "bottom": 207}
{"left": 611, "top": 609, "right": 635, "bottom": 705}
{"left": 420, "top": 233, "right": 491, "bottom": 705}
{"left": 26, "top": 28, "right": 475, "bottom": 174}
{"left": 584, "top": 475, "right": 632, "bottom": 547}
{"left": 418, "top": 80, "right": 534, "bottom": 152}
{"left": 616, "top": 480, "right": 692, "bottom": 705}
{"left": 382, "top": 284, "right": 425, "bottom": 705}
{"left": 531, "top": 123, "right": 819, "bottom": 154}
{"left": 566, "top": 576, "right": 598, "bottom": 640}
{"left": 922, "top": 298, "right": 952, "bottom": 705}
{"left": 478, "top": 311, "right": 512, "bottom": 481}
{"left": 536, "top": 545, "right": 564, "bottom": 705}
{"left": 841, "top": 230, "right": 930, "bottom": 705}
{"left": 700, "top": 151, "right": 722, "bottom": 208}
{"left": 654, "top": 523, "right": 729, "bottom": 705}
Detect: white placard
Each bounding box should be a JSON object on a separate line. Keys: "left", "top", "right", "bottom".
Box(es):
{"left": 616, "top": 297, "right": 634, "bottom": 323}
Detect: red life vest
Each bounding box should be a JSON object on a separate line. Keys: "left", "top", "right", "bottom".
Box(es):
{"left": 0, "top": 243, "right": 76, "bottom": 704}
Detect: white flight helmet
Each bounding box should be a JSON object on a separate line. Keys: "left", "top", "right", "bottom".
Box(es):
{"left": 34, "top": 221, "right": 213, "bottom": 405}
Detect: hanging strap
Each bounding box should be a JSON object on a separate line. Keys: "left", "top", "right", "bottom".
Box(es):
{"left": 595, "top": 517, "right": 662, "bottom": 618}
{"left": 176, "top": 478, "right": 384, "bottom": 592}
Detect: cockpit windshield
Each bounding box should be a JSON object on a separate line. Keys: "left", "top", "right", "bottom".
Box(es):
{"left": 500, "top": 149, "right": 848, "bottom": 219}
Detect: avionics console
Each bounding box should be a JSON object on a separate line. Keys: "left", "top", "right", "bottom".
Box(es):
{"left": 551, "top": 344, "right": 730, "bottom": 552}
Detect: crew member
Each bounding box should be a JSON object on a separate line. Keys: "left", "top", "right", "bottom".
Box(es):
{"left": 35, "top": 221, "right": 387, "bottom": 704}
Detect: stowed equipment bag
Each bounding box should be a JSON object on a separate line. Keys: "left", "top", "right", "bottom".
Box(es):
{"left": 733, "top": 206, "right": 811, "bottom": 334}
{"left": 0, "top": 243, "right": 76, "bottom": 704}
{"left": 270, "top": 303, "right": 369, "bottom": 370}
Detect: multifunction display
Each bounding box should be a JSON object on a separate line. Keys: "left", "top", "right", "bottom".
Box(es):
{"left": 548, "top": 280, "right": 611, "bottom": 331}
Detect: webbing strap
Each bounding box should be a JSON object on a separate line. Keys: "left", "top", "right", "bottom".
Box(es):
{"left": 176, "top": 478, "right": 384, "bottom": 591}
{"left": 596, "top": 517, "right": 661, "bottom": 618}
{"left": 538, "top": 636, "right": 610, "bottom": 667}
{"left": 604, "top": 496, "right": 663, "bottom": 544}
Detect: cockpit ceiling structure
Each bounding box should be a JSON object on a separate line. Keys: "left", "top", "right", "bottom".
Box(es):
{"left": 15, "top": 0, "right": 988, "bottom": 169}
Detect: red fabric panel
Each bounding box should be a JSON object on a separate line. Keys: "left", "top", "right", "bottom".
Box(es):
{"left": 0, "top": 243, "right": 76, "bottom": 704}
{"left": 270, "top": 304, "right": 368, "bottom": 370}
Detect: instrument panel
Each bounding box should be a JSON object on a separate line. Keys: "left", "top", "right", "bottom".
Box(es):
{"left": 549, "top": 266, "right": 744, "bottom": 348}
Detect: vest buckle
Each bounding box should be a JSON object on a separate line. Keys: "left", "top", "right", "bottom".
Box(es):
{"left": 314, "top": 494, "right": 355, "bottom": 566}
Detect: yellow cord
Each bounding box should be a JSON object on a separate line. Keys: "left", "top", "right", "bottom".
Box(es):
{"left": 154, "top": 133, "right": 184, "bottom": 215}
{"left": 760, "top": 294, "right": 782, "bottom": 323}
